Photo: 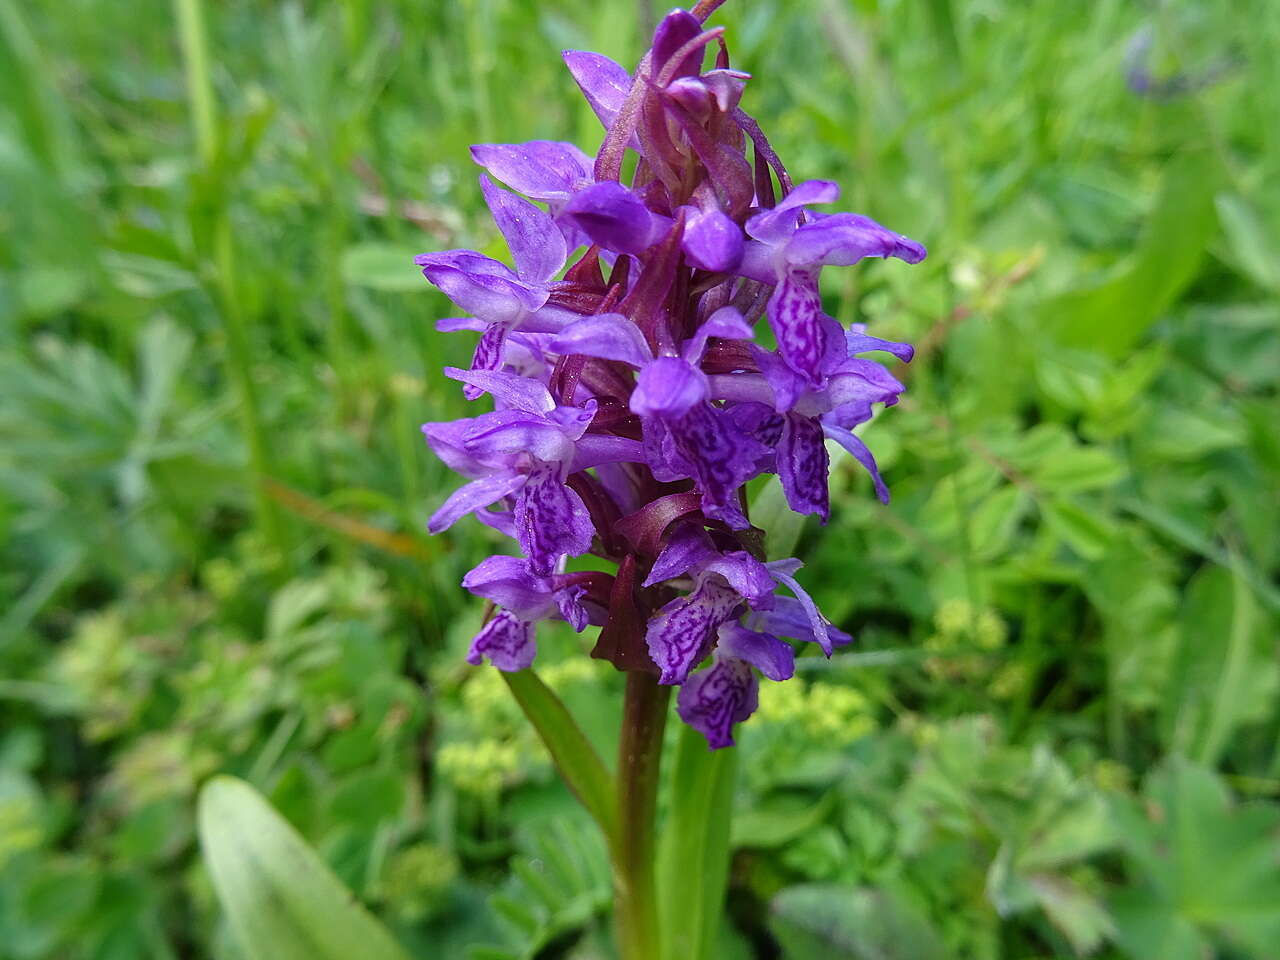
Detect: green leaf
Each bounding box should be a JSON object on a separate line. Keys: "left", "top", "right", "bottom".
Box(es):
{"left": 1028, "top": 874, "right": 1114, "bottom": 957}
{"left": 1164, "top": 564, "right": 1275, "bottom": 764}
{"left": 657, "top": 724, "right": 738, "bottom": 960}
{"left": 1040, "top": 498, "right": 1116, "bottom": 560}
{"left": 197, "top": 776, "right": 412, "bottom": 960}
{"left": 1028, "top": 445, "right": 1126, "bottom": 495}
{"left": 769, "top": 884, "right": 947, "bottom": 960}
{"left": 500, "top": 670, "right": 616, "bottom": 839}
{"left": 479, "top": 818, "right": 611, "bottom": 959}
{"left": 968, "top": 485, "right": 1028, "bottom": 560}
{"left": 342, "top": 243, "right": 427, "bottom": 291}
{"left": 1043, "top": 150, "right": 1219, "bottom": 356}
{"left": 1216, "top": 192, "right": 1280, "bottom": 292}
{"left": 1111, "top": 760, "right": 1280, "bottom": 959}
{"left": 732, "top": 792, "right": 835, "bottom": 849}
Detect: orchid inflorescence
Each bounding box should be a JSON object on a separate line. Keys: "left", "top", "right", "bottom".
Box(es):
{"left": 417, "top": 5, "right": 925, "bottom": 749}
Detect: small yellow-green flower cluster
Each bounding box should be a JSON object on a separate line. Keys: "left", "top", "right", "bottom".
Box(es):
{"left": 436, "top": 740, "right": 522, "bottom": 796}
{"left": 757, "top": 678, "right": 876, "bottom": 745}
{"left": 0, "top": 790, "right": 42, "bottom": 870}
{"left": 377, "top": 842, "right": 460, "bottom": 921}
{"left": 459, "top": 666, "right": 521, "bottom": 727}
{"left": 924, "top": 599, "right": 1019, "bottom": 696}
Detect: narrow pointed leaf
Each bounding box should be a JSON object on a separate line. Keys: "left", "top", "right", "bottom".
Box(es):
{"left": 197, "top": 776, "right": 413, "bottom": 960}
{"left": 501, "top": 669, "right": 617, "bottom": 839}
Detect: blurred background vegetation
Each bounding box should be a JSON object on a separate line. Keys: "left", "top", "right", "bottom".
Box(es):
{"left": 2, "top": 0, "right": 1279, "bottom": 957}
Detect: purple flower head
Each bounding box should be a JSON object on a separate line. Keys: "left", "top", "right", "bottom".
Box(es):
{"left": 416, "top": 5, "right": 925, "bottom": 748}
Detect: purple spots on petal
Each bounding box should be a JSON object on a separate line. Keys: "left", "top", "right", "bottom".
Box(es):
{"left": 467, "top": 609, "right": 537, "bottom": 671}
{"left": 514, "top": 463, "right": 595, "bottom": 575}
{"left": 676, "top": 657, "right": 758, "bottom": 748}
{"left": 645, "top": 577, "right": 742, "bottom": 684}
{"left": 778, "top": 413, "right": 830, "bottom": 522}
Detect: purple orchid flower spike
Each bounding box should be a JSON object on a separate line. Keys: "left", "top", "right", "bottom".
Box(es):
{"left": 415, "top": 5, "right": 925, "bottom": 751}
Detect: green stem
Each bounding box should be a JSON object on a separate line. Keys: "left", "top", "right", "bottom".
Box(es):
{"left": 612, "top": 672, "right": 670, "bottom": 960}
{"left": 173, "top": 0, "right": 286, "bottom": 562}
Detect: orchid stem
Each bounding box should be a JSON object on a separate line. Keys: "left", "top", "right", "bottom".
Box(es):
{"left": 612, "top": 672, "right": 670, "bottom": 960}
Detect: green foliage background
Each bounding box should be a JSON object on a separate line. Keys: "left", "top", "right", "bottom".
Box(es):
{"left": 2, "top": 0, "right": 1279, "bottom": 957}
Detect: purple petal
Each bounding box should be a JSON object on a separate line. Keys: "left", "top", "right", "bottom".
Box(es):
{"left": 683, "top": 305, "right": 753, "bottom": 364}
{"left": 430, "top": 472, "right": 527, "bottom": 534}
{"left": 707, "top": 372, "right": 777, "bottom": 407}
{"left": 641, "top": 416, "right": 693, "bottom": 484}
{"left": 462, "top": 555, "right": 557, "bottom": 620}
{"left": 551, "top": 313, "right": 653, "bottom": 367}
{"left": 766, "top": 562, "right": 839, "bottom": 656}
{"left": 571, "top": 434, "right": 646, "bottom": 471}
{"left": 415, "top": 251, "right": 547, "bottom": 323}
{"left": 469, "top": 141, "right": 593, "bottom": 202}
{"left": 462, "top": 409, "right": 578, "bottom": 464}
{"left": 766, "top": 269, "right": 846, "bottom": 385}
{"left": 727, "top": 401, "right": 786, "bottom": 448}
{"left": 467, "top": 609, "right": 536, "bottom": 671}
{"left": 643, "top": 524, "right": 718, "bottom": 587}
{"left": 443, "top": 367, "right": 556, "bottom": 413}
{"left": 744, "top": 179, "right": 840, "bottom": 245}
{"left": 777, "top": 413, "right": 830, "bottom": 522}
{"left": 547, "top": 399, "right": 597, "bottom": 441}
{"left": 563, "top": 51, "right": 631, "bottom": 130}
{"left": 676, "top": 657, "right": 758, "bottom": 749}
{"left": 558, "top": 181, "right": 672, "bottom": 255}
{"left": 846, "top": 326, "right": 915, "bottom": 363}
{"left": 463, "top": 322, "right": 509, "bottom": 400}
{"left": 681, "top": 207, "right": 745, "bottom": 272}
{"left": 422, "top": 419, "right": 487, "bottom": 476}
{"left": 736, "top": 239, "right": 780, "bottom": 284}
{"left": 514, "top": 464, "right": 595, "bottom": 575}
{"left": 702, "top": 551, "right": 776, "bottom": 607}
{"left": 479, "top": 175, "right": 567, "bottom": 283}
{"left": 632, "top": 356, "right": 710, "bottom": 418}
{"left": 786, "top": 212, "right": 927, "bottom": 268}
{"left": 746, "top": 348, "right": 805, "bottom": 413}
{"left": 758, "top": 596, "right": 853, "bottom": 651}
{"left": 822, "top": 423, "right": 890, "bottom": 504}
{"left": 437, "top": 316, "right": 485, "bottom": 332}
{"left": 520, "top": 303, "right": 584, "bottom": 334}
{"left": 666, "top": 70, "right": 748, "bottom": 118}
{"left": 825, "top": 359, "right": 905, "bottom": 415}
{"left": 651, "top": 9, "right": 704, "bottom": 80}
{"left": 646, "top": 576, "right": 743, "bottom": 684}
{"left": 666, "top": 404, "right": 767, "bottom": 529}
{"left": 718, "top": 624, "right": 795, "bottom": 681}
{"left": 475, "top": 507, "right": 517, "bottom": 539}
{"left": 701, "top": 69, "right": 750, "bottom": 112}
{"left": 555, "top": 583, "right": 590, "bottom": 632}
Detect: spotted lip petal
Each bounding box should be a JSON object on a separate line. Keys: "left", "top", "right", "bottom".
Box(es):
{"left": 514, "top": 463, "right": 596, "bottom": 576}
{"left": 676, "top": 657, "right": 758, "bottom": 749}
{"left": 646, "top": 576, "right": 743, "bottom": 685}
{"left": 467, "top": 610, "right": 537, "bottom": 671}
